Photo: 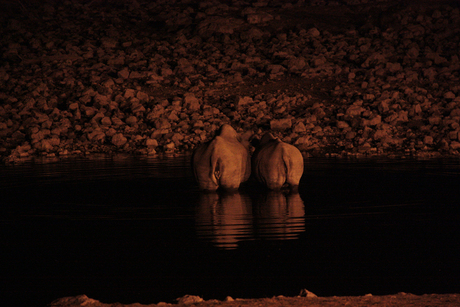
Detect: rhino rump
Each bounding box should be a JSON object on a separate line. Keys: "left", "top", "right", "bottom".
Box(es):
{"left": 252, "top": 140, "right": 304, "bottom": 190}
{"left": 193, "top": 135, "right": 251, "bottom": 191}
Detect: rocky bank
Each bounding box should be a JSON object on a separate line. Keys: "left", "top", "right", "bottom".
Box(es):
{"left": 1, "top": 0, "right": 460, "bottom": 164}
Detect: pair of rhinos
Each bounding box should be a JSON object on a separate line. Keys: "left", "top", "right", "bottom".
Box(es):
{"left": 192, "top": 124, "right": 304, "bottom": 191}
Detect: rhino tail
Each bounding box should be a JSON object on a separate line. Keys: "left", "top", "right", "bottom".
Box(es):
{"left": 282, "top": 145, "right": 290, "bottom": 178}
{"left": 210, "top": 149, "right": 221, "bottom": 186}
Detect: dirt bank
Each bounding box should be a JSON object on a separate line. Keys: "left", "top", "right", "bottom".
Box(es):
{"left": 1, "top": 0, "right": 460, "bottom": 164}
{"left": 50, "top": 293, "right": 460, "bottom": 307}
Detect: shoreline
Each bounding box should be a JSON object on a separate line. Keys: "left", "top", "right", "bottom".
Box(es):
{"left": 49, "top": 293, "right": 460, "bottom": 307}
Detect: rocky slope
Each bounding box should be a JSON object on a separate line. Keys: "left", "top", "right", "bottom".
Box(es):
{"left": 1, "top": 0, "right": 459, "bottom": 163}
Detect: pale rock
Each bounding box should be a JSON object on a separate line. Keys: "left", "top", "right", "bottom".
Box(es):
{"left": 448, "top": 131, "right": 459, "bottom": 140}
{"left": 124, "top": 89, "right": 136, "bottom": 99}
{"left": 125, "top": 115, "right": 138, "bottom": 126}
{"left": 374, "top": 129, "right": 389, "bottom": 140}
{"left": 112, "top": 133, "right": 127, "bottom": 146}
{"left": 346, "top": 105, "right": 365, "bottom": 117}
{"left": 136, "top": 91, "right": 149, "bottom": 102}
{"left": 112, "top": 117, "right": 124, "bottom": 126}
{"left": 288, "top": 57, "right": 306, "bottom": 72}
{"left": 176, "top": 295, "right": 203, "bottom": 305}
{"left": 237, "top": 96, "right": 253, "bottom": 107}
{"left": 101, "top": 116, "right": 112, "bottom": 126}
{"left": 172, "top": 133, "right": 184, "bottom": 144}
{"left": 247, "top": 12, "right": 273, "bottom": 24}
{"left": 118, "top": 67, "right": 130, "bottom": 79}
{"left": 337, "top": 121, "right": 349, "bottom": 129}
{"left": 37, "top": 139, "right": 53, "bottom": 151}
{"left": 69, "top": 102, "right": 79, "bottom": 111}
{"left": 183, "top": 93, "right": 200, "bottom": 111}
{"left": 293, "top": 122, "right": 306, "bottom": 133}
{"left": 196, "top": 17, "right": 243, "bottom": 37}
{"left": 106, "top": 128, "right": 117, "bottom": 137}
{"left": 451, "top": 141, "right": 460, "bottom": 150}
{"left": 87, "top": 129, "right": 105, "bottom": 142}
{"left": 154, "top": 118, "right": 171, "bottom": 130}
{"left": 363, "top": 115, "right": 382, "bottom": 126}
{"left": 294, "top": 136, "right": 311, "bottom": 147}
{"left": 165, "top": 142, "right": 175, "bottom": 150}
{"left": 306, "top": 28, "right": 320, "bottom": 37}
{"left": 270, "top": 118, "right": 292, "bottom": 130}
{"left": 146, "top": 138, "right": 158, "bottom": 147}
{"left": 428, "top": 115, "right": 442, "bottom": 125}
{"left": 444, "top": 91, "right": 456, "bottom": 99}
{"left": 345, "top": 131, "right": 356, "bottom": 140}
{"left": 299, "top": 289, "right": 317, "bottom": 298}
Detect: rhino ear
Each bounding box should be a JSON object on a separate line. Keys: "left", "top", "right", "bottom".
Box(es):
{"left": 219, "top": 124, "right": 238, "bottom": 139}
{"left": 237, "top": 130, "right": 252, "bottom": 148}
{"left": 259, "top": 132, "right": 276, "bottom": 145}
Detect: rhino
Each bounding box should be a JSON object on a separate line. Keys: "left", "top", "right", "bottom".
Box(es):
{"left": 252, "top": 132, "right": 304, "bottom": 190}
{"left": 192, "top": 124, "right": 251, "bottom": 191}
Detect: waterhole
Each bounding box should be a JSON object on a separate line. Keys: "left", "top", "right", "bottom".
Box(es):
{"left": 1, "top": 156, "right": 459, "bottom": 306}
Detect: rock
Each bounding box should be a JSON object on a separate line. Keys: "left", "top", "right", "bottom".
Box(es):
{"left": 247, "top": 12, "right": 273, "bottom": 24}
{"left": 337, "top": 121, "right": 349, "bottom": 129}
{"left": 101, "top": 117, "right": 112, "bottom": 126}
{"left": 50, "top": 295, "right": 100, "bottom": 306}
{"left": 270, "top": 118, "right": 292, "bottom": 130}
{"left": 451, "top": 141, "right": 460, "bottom": 150}
{"left": 146, "top": 138, "right": 158, "bottom": 147}
{"left": 306, "top": 28, "right": 320, "bottom": 37}
{"left": 424, "top": 135, "right": 434, "bottom": 145}
{"left": 111, "top": 133, "right": 127, "bottom": 146}
{"left": 125, "top": 116, "right": 138, "bottom": 126}
{"left": 183, "top": 93, "right": 200, "bottom": 111}
{"left": 299, "top": 289, "right": 317, "bottom": 298}
{"left": 237, "top": 96, "right": 253, "bottom": 107}
{"left": 118, "top": 67, "right": 130, "bottom": 79}
{"left": 293, "top": 122, "right": 306, "bottom": 133}
{"left": 176, "top": 295, "right": 204, "bottom": 305}
{"left": 346, "top": 105, "right": 365, "bottom": 117}
{"left": 444, "top": 91, "right": 456, "bottom": 99}
{"left": 154, "top": 118, "right": 171, "bottom": 130}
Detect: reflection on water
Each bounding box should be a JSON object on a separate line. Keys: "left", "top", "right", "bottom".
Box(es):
{"left": 2, "top": 156, "right": 460, "bottom": 307}
{"left": 196, "top": 192, "right": 253, "bottom": 249}
{"left": 253, "top": 191, "right": 305, "bottom": 240}
{"left": 196, "top": 191, "right": 305, "bottom": 249}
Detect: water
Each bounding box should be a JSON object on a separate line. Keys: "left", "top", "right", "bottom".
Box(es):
{"left": 1, "top": 156, "right": 460, "bottom": 306}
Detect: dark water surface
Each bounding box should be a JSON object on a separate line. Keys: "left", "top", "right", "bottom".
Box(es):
{"left": 1, "top": 155, "right": 460, "bottom": 306}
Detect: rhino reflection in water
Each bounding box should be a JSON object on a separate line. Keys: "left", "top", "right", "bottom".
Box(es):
{"left": 192, "top": 124, "right": 251, "bottom": 191}
{"left": 252, "top": 133, "right": 304, "bottom": 190}
{"left": 195, "top": 191, "right": 305, "bottom": 249}
{"left": 195, "top": 192, "right": 253, "bottom": 249}
{"left": 253, "top": 191, "right": 305, "bottom": 240}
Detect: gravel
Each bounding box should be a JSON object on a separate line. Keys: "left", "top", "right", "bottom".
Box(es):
{"left": 1, "top": 0, "right": 459, "bottom": 163}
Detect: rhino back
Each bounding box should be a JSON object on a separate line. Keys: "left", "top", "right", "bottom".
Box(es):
{"left": 280, "top": 143, "right": 304, "bottom": 187}
{"left": 253, "top": 140, "right": 303, "bottom": 189}
{"left": 211, "top": 136, "right": 250, "bottom": 189}
{"left": 253, "top": 141, "right": 286, "bottom": 189}
{"left": 193, "top": 136, "right": 250, "bottom": 190}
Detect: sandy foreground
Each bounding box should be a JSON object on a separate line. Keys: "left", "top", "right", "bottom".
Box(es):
{"left": 49, "top": 293, "right": 460, "bottom": 307}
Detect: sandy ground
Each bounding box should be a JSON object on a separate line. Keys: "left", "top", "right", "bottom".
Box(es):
{"left": 49, "top": 293, "right": 460, "bottom": 307}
